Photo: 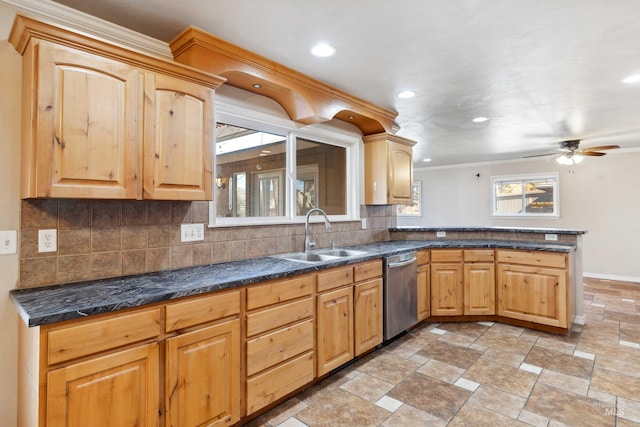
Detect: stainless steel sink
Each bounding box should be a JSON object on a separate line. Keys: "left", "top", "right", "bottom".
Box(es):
{"left": 275, "top": 252, "right": 340, "bottom": 263}
{"left": 273, "top": 248, "right": 367, "bottom": 263}
{"left": 316, "top": 249, "right": 368, "bottom": 258}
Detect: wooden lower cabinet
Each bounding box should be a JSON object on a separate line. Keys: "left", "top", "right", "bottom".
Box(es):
{"left": 430, "top": 262, "right": 464, "bottom": 316}
{"left": 165, "top": 320, "right": 240, "bottom": 427}
{"left": 316, "top": 286, "right": 354, "bottom": 376}
{"left": 46, "top": 343, "right": 159, "bottom": 427}
{"left": 417, "top": 264, "right": 430, "bottom": 321}
{"left": 354, "top": 278, "right": 383, "bottom": 356}
{"left": 464, "top": 262, "right": 496, "bottom": 315}
{"left": 497, "top": 263, "right": 568, "bottom": 328}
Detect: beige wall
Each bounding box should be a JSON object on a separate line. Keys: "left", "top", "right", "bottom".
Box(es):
{"left": 0, "top": 2, "right": 22, "bottom": 425}
{"left": 400, "top": 151, "right": 640, "bottom": 281}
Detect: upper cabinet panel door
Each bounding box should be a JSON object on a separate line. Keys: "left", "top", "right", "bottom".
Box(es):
{"left": 35, "top": 42, "right": 140, "bottom": 199}
{"left": 388, "top": 141, "right": 413, "bottom": 203}
{"left": 143, "top": 73, "right": 214, "bottom": 200}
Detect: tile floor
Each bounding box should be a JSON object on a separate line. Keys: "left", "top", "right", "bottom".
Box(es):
{"left": 246, "top": 278, "right": 640, "bottom": 426}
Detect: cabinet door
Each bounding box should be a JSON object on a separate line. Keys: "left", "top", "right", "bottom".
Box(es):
{"left": 143, "top": 73, "right": 214, "bottom": 200}
{"left": 46, "top": 343, "right": 159, "bottom": 427}
{"left": 165, "top": 319, "right": 240, "bottom": 427}
{"left": 354, "top": 278, "right": 383, "bottom": 356}
{"left": 464, "top": 262, "right": 496, "bottom": 315}
{"left": 34, "top": 42, "right": 139, "bottom": 199}
{"left": 497, "top": 264, "right": 567, "bottom": 328}
{"left": 316, "top": 287, "right": 354, "bottom": 376}
{"left": 387, "top": 141, "right": 413, "bottom": 204}
{"left": 430, "top": 263, "right": 463, "bottom": 316}
{"left": 417, "top": 264, "right": 430, "bottom": 321}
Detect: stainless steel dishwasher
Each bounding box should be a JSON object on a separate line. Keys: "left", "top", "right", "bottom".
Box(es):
{"left": 383, "top": 251, "right": 418, "bottom": 340}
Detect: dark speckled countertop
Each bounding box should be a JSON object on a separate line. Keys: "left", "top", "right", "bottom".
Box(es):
{"left": 10, "top": 239, "right": 576, "bottom": 327}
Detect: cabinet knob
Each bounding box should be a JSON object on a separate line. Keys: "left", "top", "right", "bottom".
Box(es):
{"left": 55, "top": 135, "right": 65, "bottom": 149}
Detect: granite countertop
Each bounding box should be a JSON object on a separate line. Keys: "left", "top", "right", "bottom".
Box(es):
{"left": 390, "top": 226, "right": 587, "bottom": 235}
{"left": 10, "top": 239, "right": 576, "bottom": 327}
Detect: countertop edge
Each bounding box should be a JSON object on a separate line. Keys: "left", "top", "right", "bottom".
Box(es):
{"left": 11, "top": 239, "right": 576, "bottom": 327}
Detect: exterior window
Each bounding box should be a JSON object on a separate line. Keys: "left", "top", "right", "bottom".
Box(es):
{"left": 212, "top": 119, "right": 356, "bottom": 226}
{"left": 492, "top": 173, "right": 559, "bottom": 217}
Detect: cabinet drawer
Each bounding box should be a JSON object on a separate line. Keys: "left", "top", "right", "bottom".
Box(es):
{"left": 165, "top": 290, "right": 240, "bottom": 332}
{"left": 246, "top": 319, "right": 313, "bottom": 376}
{"left": 246, "top": 297, "right": 313, "bottom": 337}
{"left": 246, "top": 351, "right": 314, "bottom": 414}
{"left": 246, "top": 274, "right": 314, "bottom": 310}
{"left": 354, "top": 260, "right": 382, "bottom": 282}
{"left": 417, "top": 250, "right": 430, "bottom": 265}
{"left": 464, "top": 249, "right": 494, "bottom": 263}
{"left": 497, "top": 250, "right": 566, "bottom": 268}
{"left": 317, "top": 266, "right": 353, "bottom": 292}
{"left": 47, "top": 308, "right": 161, "bottom": 365}
{"left": 431, "top": 249, "right": 463, "bottom": 262}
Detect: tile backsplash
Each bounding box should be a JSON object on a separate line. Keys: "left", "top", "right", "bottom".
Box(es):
{"left": 19, "top": 200, "right": 395, "bottom": 288}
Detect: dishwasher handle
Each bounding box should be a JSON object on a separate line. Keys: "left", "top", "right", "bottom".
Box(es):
{"left": 387, "top": 257, "right": 417, "bottom": 268}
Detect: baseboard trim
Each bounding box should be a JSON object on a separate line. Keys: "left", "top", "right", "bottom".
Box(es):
{"left": 583, "top": 272, "right": 640, "bottom": 284}
{"left": 573, "top": 316, "right": 585, "bottom": 326}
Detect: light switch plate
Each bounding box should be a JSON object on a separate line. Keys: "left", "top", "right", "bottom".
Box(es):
{"left": 181, "top": 224, "right": 205, "bottom": 242}
{"left": 545, "top": 233, "right": 558, "bottom": 241}
{"left": 361, "top": 218, "right": 367, "bottom": 229}
{"left": 0, "top": 230, "right": 17, "bottom": 255}
{"left": 436, "top": 231, "right": 446, "bottom": 238}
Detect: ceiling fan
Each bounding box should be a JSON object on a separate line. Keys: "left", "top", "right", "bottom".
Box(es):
{"left": 525, "top": 139, "right": 620, "bottom": 165}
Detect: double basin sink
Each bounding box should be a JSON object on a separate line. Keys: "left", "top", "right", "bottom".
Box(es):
{"left": 274, "top": 248, "right": 368, "bottom": 264}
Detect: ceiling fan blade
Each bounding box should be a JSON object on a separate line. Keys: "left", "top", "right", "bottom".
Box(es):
{"left": 523, "top": 153, "right": 556, "bottom": 158}
{"left": 581, "top": 151, "right": 607, "bottom": 156}
{"left": 582, "top": 145, "right": 620, "bottom": 152}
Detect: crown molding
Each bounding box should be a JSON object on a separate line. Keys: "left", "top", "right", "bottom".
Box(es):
{"left": 1, "top": 0, "right": 172, "bottom": 59}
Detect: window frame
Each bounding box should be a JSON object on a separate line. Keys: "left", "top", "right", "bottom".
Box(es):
{"left": 210, "top": 101, "right": 360, "bottom": 227}
{"left": 491, "top": 172, "right": 560, "bottom": 218}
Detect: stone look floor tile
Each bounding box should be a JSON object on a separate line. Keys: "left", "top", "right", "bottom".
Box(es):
{"left": 448, "top": 402, "right": 530, "bottom": 426}
{"left": 416, "top": 359, "right": 465, "bottom": 384}
{"left": 258, "top": 397, "right": 308, "bottom": 426}
{"left": 524, "top": 346, "right": 594, "bottom": 378}
{"left": 617, "top": 397, "right": 640, "bottom": 424}
{"left": 437, "top": 321, "right": 489, "bottom": 337}
{"left": 537, "top": 369, "right": 591, "bottom": 396}
{"left": 380, "top": 404, "right": 447, "bottom": 427}
{"left": 387, "top": 372, "right": 471, "bottom": 421}
{"left": 339, "top": 372, "right": 394, "bottom": 402}
{"left": 517, "top": 409, "right": 550, "bottom": 427}
{"left": 473, "top": 330, "right": 537, "bottom": 355}
{"left": 295, "top": 389, "right": 390, "bottom": 427}
{"left": 595, "top": 355, "right": 640, "bottom": 377}
{"left": 524, "top": 383, "right": 614, "bottom": 427}
{"left": 353, "top": 352, "right": 422, "bottom": 385}
{"left": 436, "top": 331, "right": 477, "bottom": 347}
{"left": 591, "top": 367, "right": 640, "bottom": 400}
{"left": 415, "top": 340, "right": 483, "bottom": 369}
{"left": 463, "top": 358, "right": 538, "bottom": 398}
{"left": 479, "top": 348, "right": 525, "bottom": 367}
{"left": 467, "top": 385, "right": 526, "bottom": 419}
{"left": 534, "top": 336, "right": 577, "bottom": 354}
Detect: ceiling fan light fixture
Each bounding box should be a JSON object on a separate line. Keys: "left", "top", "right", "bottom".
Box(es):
{"left": 556, "top": 154, "right": 573, "bottom": 165}
{"left": 572, "top": 154, "right": 584, "bottom": 164}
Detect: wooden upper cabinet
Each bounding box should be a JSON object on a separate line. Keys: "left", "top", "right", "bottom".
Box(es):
{"left": 143, "top": 74, "right": 214, "bottom": 200}
{"left": 24, "top": 42, "right": 140, "bottom": 199}
{"left": 363, "top": 132, "right": 416, "bottom": 205}
{"left": 9, "top": 15, "right": 225, "bottom": 200}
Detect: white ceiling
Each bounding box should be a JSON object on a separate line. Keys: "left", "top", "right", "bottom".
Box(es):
{"left": 50, "top": 0, "right": 640, "bottom": 166}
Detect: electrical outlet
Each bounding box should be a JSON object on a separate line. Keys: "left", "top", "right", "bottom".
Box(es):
{"left": 38, "top": 229, "right": 57, "bottom": 253}
{"left": 180, "top": 224, "right": 205, "bottom": 242}
{"left": 0, "top": 230, "right": 17, "bottom": 255}
{"left": 436, "top": 231, "right": 446, "bottom": 238}
{"left": 361, "top": 218, "right": 367, "bottom": 229}
{"left": 545, "top": 233, "right": 558, "bottom": 241}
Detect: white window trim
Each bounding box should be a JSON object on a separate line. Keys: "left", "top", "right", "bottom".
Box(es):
{"left": 491, "top": 172, "right": 560, "bottom": 219}
{"left": 210, "top": 99, "right": 361, "bottom": 227}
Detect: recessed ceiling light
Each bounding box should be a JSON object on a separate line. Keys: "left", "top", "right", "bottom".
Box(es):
{"left": 422, "top": 158, "right": 432, "bottom": 162}
{"left": 472, "top": 117, "right": 489, "bottom": 123}
{"left": 310, "top": 43, "right": 336, "bottom": 57}
{"left": 348, "top": 115, "right": 355, "bottom": 120}
{"left": 396, "top": 90, "right": 416, "bottom": 99}
{"left": 252, "top": 83, "right": 262, "bottom": 89}
{"left": 621, "top": 74, "right": 640, "bottom": 84}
